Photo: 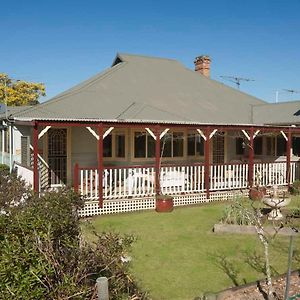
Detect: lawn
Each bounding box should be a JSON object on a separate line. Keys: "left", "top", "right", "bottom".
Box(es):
{"left": 84, "top": 200, "right": 300, "bottom": 300}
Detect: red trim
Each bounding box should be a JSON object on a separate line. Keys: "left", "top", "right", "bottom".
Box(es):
{"left": 33, "top": 120, "right": 300, "bottom": 133}
{"left": 248, "top": 127, "right": 254, "bottom": 187}
{"left": 74, "top": 163, "right": 79, "bottom": 193}
{"left": 204, "top": 127, "right": 211, "bottom": 199}
{"left": 98, "top": 124, "right": 104, "bottom": 207}
{"left": 155, "top": 125, "right": 161, "bottom": 196}
{"left": 286, "top": 128, "right": 292, "bottom": 185}
{"left": 33, "top": 122, "right": 39, "bottom": 192}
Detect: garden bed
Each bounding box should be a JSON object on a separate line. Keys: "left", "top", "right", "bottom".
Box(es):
{"left": 216, "top": 270, "right": 300, "bottom": 300}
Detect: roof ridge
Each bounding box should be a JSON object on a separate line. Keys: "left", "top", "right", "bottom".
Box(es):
{"left": 117, "top": 52, "right": 179, "bottom": 63}
{"left": 13, "top": 62, "right": 127, "bottom": 118}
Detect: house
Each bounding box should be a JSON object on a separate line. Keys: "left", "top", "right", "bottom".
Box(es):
{"left": 0, "top": 105, "right": 32, "bottom": 169}
{"left": 7, "top": 53, "right": 300, "bottom": 216}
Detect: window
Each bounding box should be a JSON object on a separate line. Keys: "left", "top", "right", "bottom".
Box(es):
{"left": 266, "top": 137, "right": 275, "bottom": 156}
{"left": 161, "top": 132, "right": 184, "bottom": 158}
{"left": 161, "top": 133, "right": 172, "bottom": 157}
{"left": 254, "top": 136, "right": 263, "bottom": 155}
{"left": 292, "top": 137, "right": 300, "bottom": 156}
{"left": 147, "top": 135, "right": 155, "bottom": 158}
{"left": 103, "top": 134, "right": 112, "bottom": 157}
{"left": 116, "top": 133, "right": 125, "bottom": 158}
{"left": 276, "top": 136, "right": 286, "bottom": 156}
{"left": 188, "top": 133, "right": 204, "bottom": 156}
{"left": 235, "top": 137, "right": 244, "bottom": 155}
{"left": 134, "top": 132, "right": 146, "bottom": 158}
{"left": 103, "top": 132, "right": 126, "bottom": 159}
{"left": 173, "top": 132, "right": 184, "bottom": 157}
{"left": 134, "top": 132, "right": 155, "bottom": 158}
{"left": 21, "top": 136, "right": 30, "bottom": 167}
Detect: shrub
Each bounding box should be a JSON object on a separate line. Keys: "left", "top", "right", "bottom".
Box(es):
{"left": 0, "top": 163, "right": 9, "bottom": 173}
{"left": 289, "top": 180, "right": 300, "bottom": 195}
{"left": 220, "top": 198, "right": 253, "bottom": 226}
{"left": 0, "top": 174, "right": 147, "bottom": 300}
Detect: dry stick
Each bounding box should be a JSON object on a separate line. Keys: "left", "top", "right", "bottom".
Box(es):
{"left": 284, "top": 235, "right": 294, "bottom": 300}
{"left": 244, "top": 202, "right": 275, "bottom": 298}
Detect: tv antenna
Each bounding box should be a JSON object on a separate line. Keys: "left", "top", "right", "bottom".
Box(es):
{"left": 275, "top": 89, "right": 300, "bottom": 103}
{"left": 220, "top": 75, "right": 255, "bottom": 90}
{"left": 282, "top": 89, "right": 300, "bottom": 94}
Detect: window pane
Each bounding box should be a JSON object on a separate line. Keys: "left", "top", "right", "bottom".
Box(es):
{"left": 187, "top": 133, "right": 195, "bottom": 156}
{"left": 236, "top": 137, "right": 244, "bottom": 155}
{"left": 103, "top": 134, "right": 112, "bottom": 157}
{"left": 147, "top": 134, "right": 155, "bottom": 158}
{"left": 134, "top": 132, "right": 146, "bottom": 158}
{"left": 173, "top": 132, "right": 183, "bottom": 157}
{"left": 276, "top": 136, "right": 286, "bottom": 156}
{"left": 196, "top": 136, "right": 204, "bottom": 156}
{"left": 292, "top": 137, "right": 300, "bottom": 156}
{"left": 254, "top": 136, "right": 263, "bottom": 155}
{"left": 161, "top": 133, "right": 172, "bottom": 157}
{"left": 116, "top": 133, "right": 125, "bottom": 158}
{"left": 266, "top": 137, "right": 275, "bottom": 156}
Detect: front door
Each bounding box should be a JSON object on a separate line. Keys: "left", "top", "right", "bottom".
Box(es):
{"left": 212, "top": 133, "right": 225, "bottom": 164}
{"left": 48, "top": 128, "right": 67, "bottom": 185}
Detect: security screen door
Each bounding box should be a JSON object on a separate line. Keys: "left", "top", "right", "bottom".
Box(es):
{"left": 212, "top": 133, "right": 225, "bottom": 164}
{"left": 48, "top": 128, "right": 67, "bottom": 185}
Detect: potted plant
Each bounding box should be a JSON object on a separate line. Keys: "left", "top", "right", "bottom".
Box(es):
{"left": 155, "top": 194, "right": 174, "bottom": 212}
{"left": 155, "top": 135, "right": 175, "bottom": 213}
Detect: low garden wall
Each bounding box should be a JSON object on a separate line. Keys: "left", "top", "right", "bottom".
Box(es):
{"left": 213, "top": 224, "right": 299, "bottom": 236}
{"left": 213, "top": 270, "right": 300, "bottom": 300}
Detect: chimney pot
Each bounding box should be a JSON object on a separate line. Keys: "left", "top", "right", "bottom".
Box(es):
{"left": 194, "top": 55, "right": 211, "bottom": 77}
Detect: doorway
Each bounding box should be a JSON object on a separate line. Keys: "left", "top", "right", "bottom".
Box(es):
{"left": 48, "top": 128, "right": 67, "bottom": 185}
{"left": 212, "top": 133, "right": 225, "bottom": 164}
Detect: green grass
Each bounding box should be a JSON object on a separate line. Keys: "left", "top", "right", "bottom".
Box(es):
{"left": 84, "top": 201, "right": 300, "bottom": 300}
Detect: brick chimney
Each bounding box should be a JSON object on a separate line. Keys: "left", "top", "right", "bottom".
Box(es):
{"left": 194, "top": 55, "right": 211, "bottom": 77}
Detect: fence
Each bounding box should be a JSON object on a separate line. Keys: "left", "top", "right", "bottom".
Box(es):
{"left": 77, "top": 161, "right": 298, "bottom": 201}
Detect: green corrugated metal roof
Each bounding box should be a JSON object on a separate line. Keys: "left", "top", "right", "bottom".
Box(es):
{"left": 0, "top": 105, "right": 32, "bottom": 120}
{"left": 253, "top": 100, "right": 300, "bottom": 125}
{"left": 12, "top": 53, "right": 267, "bottom": 125}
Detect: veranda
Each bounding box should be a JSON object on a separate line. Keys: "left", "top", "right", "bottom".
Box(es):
{"left": 21, "top": 121, "right": 300, "bottom": 217}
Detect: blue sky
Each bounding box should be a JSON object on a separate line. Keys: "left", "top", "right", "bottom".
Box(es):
{"left": 1, "top": 0, "right": 300, "bottom": 103}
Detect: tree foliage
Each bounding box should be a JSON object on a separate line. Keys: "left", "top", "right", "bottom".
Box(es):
{"left": 0, "top": 171, "right": 147, "bottom": 300}
{"left": 0, "top": 73, "right": 46, "bottom": 106}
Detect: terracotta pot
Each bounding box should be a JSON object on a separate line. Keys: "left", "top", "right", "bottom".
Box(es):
{"left": 249, "top": 187, "right": 265, "bottom": 201}
{"left": 155, "top": 195, "right": 174, "bottom": 212}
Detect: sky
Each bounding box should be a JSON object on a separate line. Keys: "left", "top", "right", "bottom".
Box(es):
{"left": 1, "top": 0, "right": 300, "bottom": 103}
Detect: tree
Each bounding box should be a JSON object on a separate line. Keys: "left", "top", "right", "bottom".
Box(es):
{"left": 0, "top": 73, "right": 46, "bottom": 106}
{"left": 230, "top": 198, "right": 285, "bottom": 299}
{"left": 0, "top": 171, "right": 147, "bottom": 300}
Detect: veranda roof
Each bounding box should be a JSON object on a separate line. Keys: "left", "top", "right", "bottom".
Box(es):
{"left": 12, "top": 53, "right": 269, "bottom": 126}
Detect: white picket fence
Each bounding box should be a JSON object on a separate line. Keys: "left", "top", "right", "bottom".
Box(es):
{"left": 210, "top": 163, "right": 249, "bottom": 191}
{"left": 79, "top": 164, "right": 205, "bottom": 200}
{"left": 78, "top": 162, "right": 298, "bottom": 201}
{"left": 253, "top": 162, "right": 296, "bottom": 186}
